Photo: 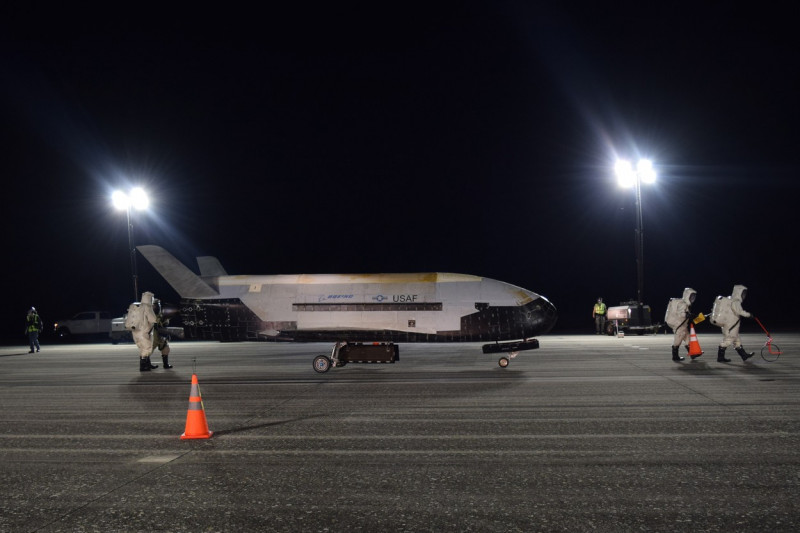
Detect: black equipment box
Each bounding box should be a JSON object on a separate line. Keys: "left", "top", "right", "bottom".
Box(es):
{"left": 338, "top": 343, "right": 399, "bottom": 363}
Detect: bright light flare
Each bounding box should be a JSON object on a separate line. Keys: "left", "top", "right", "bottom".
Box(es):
{"left": 111, "top": 190, "right": 130, "bottom": 210}
{"left": 112, "top": 188, "right": 149, "bottom": 211}
{"left": 615, "top": 159, "right": 636, "bottom": 188}
{"left": 615, "top": 158, "right": 656, "bottom": 187}
{"left": 129, "top": 187, "right": 149, "bottom": 210}
{"left": 637, "top": 159, "right": 656, "bottom": 184}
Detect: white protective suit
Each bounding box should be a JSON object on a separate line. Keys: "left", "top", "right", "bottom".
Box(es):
{"left": 714, "top": 284, "right": 751, "bottom": 349}
{"left": 129, "top": 292, "right": 158, "bottom": 359}
{"left": 665, "top": 287, "right": 697, "bottom": 349}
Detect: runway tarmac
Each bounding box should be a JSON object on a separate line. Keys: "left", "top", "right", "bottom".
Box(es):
{"left": 1, "top": 332, "right": 798, "bottom": 532}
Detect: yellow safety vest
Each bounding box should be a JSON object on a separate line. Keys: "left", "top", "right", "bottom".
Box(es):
{"left": 26, "top": 313, "right": 41, "bottom": 333}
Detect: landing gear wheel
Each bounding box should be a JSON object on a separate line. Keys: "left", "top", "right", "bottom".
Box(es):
{"left": 498, "top": 356, "right": 510, "bottom": 368}
{"left": 313, "top": 355, "right": 332, "bottom": 373}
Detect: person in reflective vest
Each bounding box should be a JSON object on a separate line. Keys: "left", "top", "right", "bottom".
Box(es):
{"left": 592, "top": 297, "right": 607, "bottom": 335}
{"left": 25, "top": 307, "right": 42, "bottom": 353}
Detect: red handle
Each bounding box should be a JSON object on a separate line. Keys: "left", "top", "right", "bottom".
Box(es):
{"left": 753, "top": 316, "right": 770, "bottom": 336}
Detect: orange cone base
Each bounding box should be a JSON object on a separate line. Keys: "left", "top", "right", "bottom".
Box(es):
{"left": 688, "top": 326, "right": 703, "bottom": 359}
{"left": 181, "top": 431, "right": 213, "bottom": 440}
{"left": 180, "top": 410, "right": 213, "bottom": 439}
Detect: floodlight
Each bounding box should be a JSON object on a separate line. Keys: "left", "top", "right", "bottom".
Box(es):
{"left": 129, "top": 187, "right": 149, "bottom": 210}
{"left": 615, "top": 159, "right": 635, "bottom": 188}
{"left": 112, "top": 190, "right": 130, "bottom": 210}
{"left": 612, "top": 156, "right": 658, "bottom": 323}
{"left": 111, "top": 186, "right": 150, "bottom": 301}
{"left": 637, "top": 159, "right": 656, "bottom": 184}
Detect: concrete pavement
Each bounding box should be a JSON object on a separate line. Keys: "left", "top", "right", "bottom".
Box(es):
{"left": 1, "top": 332, "right": 798, "bottom": 531}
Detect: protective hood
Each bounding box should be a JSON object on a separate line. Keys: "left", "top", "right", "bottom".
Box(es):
{"left": 141, "top": 291, "right": 155, "bottom": 306}
{"left": 682, "top": 288, "right": 696, "bottom": 306}
{"left": 732, "top": 285, "right": 747, "bottom": 302}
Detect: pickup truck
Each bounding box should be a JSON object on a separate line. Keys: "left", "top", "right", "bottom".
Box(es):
{"left": 110, "top": 315, "right": 132, "bottom": 344}
{"left": 53, "top": 311, "right": 114, "bottom": 342}
{"left": 109, "top": 311, "right": 183, "bottom": 344}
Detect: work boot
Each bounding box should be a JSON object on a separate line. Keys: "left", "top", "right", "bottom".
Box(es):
{"left": 146, "top": 356, "right": 159, "bottom": 369}
{"left": 139, "top": 358, "right": 150, "bottom": 372}
{"left": 717, "top": 346, "right": 731, "bottom": 363}
{"left": 672, "top": 346, "right": 684, "bottom": 362}
{"left": 162, "top": 355, "right": 173, "bottom": 369}
{"left": 736, "top": 346, "right": 754, "bottom": 361}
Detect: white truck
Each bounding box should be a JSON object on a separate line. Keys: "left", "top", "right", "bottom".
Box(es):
{"left": 110, "top": 306, "right": 183, "bottom": 345}
{"left": 53, "top": 311, "right": 114, "bottom": 342}
{"left": 110, "top": 315, "right": 132, "bottom": 343}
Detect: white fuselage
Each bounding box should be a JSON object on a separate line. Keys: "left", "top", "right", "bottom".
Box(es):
{"left": 208, "top": 273, "right": 537, "bottom": 337}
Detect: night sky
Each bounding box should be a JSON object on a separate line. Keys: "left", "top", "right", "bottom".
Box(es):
{"left": 3, "top": 3, "right": 798, "bottom": 343}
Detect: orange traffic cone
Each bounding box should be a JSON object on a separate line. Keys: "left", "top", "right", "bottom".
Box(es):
{"left": 180, "top": 374, "right": 213, "bottom": 439}
{"left": 688, "top": 324, "right": 703, "bottom": 359}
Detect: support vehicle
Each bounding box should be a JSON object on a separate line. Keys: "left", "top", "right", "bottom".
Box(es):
{"left": 605, "top": 301, "right": 660, "bottom": 335}
{"left": 53, "top": 311, "right": 113, "bottom": 342}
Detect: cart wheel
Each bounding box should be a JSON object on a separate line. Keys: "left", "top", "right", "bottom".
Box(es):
{"left": 313, "top": 355, "right": 332, "bottom": 373}
{"left": 761, "top": 344, "right": 781, "bottom": 362}
{"left": 498, "top": 357, "right": 510, "bottom": 368}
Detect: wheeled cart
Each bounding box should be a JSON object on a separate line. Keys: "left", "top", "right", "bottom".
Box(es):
{"left": 313, "top": 342, "right": 399, "bottom": 373}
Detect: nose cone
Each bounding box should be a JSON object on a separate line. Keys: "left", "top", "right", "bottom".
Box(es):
{"left": 528, "top": 295, "right": 558, "bottom": 335}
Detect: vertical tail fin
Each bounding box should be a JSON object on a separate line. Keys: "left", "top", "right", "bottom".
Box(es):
{"left": 197, "top": 256, "right": 228, "bottom": 277}
{"left": 137, "top": 245, "right": 219, "bottom": 299}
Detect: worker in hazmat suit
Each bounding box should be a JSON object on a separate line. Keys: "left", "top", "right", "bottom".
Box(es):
{"left": 664, "top": 288, "right": 698, "bottom": 362}
{"left": 710, "top": 284, "right": 754, "bottom": 362}
{"left": 125, "top": 291, "right": 159, "bottom": 371}
{"left": 152, "top": 298, "right": 173, "bottom": 369}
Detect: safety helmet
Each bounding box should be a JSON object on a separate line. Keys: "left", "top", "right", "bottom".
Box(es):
{"left": 29, "top": 307, "right": 36, "bottom": 313}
